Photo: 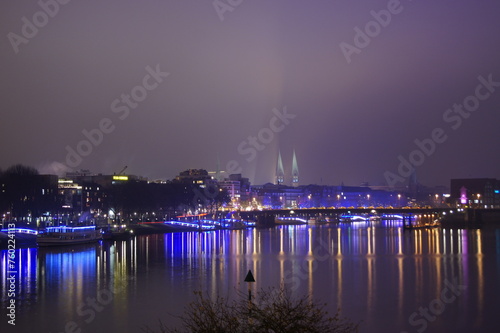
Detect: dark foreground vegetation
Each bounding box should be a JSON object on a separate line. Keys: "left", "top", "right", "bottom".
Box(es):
{"left": 143, "top": 287, "right": 359, "bottom": 333}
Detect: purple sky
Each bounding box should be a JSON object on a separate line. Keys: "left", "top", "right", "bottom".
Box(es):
{"left": 1, "top": 0, "right": 500, "bottom": 187}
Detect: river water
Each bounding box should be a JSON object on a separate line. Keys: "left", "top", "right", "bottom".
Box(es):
{"left": 1, "top": 221, "right": 499, "bottom": 332}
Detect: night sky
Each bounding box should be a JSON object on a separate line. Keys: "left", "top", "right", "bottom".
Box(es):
{"left": 1, "top": 0, "right": 500, "bottom": 187}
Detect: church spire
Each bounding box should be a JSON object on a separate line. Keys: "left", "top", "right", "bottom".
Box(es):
{"left": 292, "top": 149, "right": 299, "bottom": 187}
{"left": 276, "top": 150, "right": 284, "bottom": 185}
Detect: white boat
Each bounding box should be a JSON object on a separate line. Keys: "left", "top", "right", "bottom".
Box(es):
{"left": 275, "top": 217, "right": 308, "bottom": 225}
{"left": 338, "top": 214, "right": 369, "bottom": 223}
{"left": 101, "top": 226, "right": 135, "bottom": 240}
{"left": 37, "top": 226, "right": 101, "bottom": 246}
{"left": 307, "top": 217, "right": 329, "bottom": 224}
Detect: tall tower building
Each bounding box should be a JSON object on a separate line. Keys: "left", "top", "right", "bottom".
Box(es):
{"left": 276, "top": 151, "right": 284, "bottom": 185}
{"left": 216, "top": 154, "right": 221, "bottom": 181}
{"left": 292, "top": 149, "right": 299, "bottom": 187}
{"left": 409, "top": 169, "right": 418, "bottom": 199}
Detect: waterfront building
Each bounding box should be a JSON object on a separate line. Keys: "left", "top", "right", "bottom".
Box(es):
{"left": 175, "top": 169, "right": 217, "bottom": 189}
{"left": 0, "top": 173, "right": 58, "bottom": 225}
{"left": 219, "top": 174, "right": 251, "bottom": 208}
{"left": 66, "top": 171, "right": 146, "bottom": 190}
{"left": 219, "top": 179, "right": 240, "bottom": 205}
{"left": 451, "top": 178, "right": 500, "bottom": 208}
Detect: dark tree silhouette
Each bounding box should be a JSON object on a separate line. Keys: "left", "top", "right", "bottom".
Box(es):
{"left": 143, "top": 287, "right": 359, "bottom": 333}
{"left": 0, "top": 164, "right": 61, "bottom": 223}
{"left": 1, "top": 164, "right": 41, "bottom": 220}
{"left": 4, "top": 164, "right": 39, "bottom": 176}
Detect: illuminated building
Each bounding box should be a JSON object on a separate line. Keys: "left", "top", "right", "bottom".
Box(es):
{"left": 219, "top": 179, "right": 240, "bottom": 203}
{"left": 292, "top": 149, "right": 299, "bottom": 187}
{"left": 219, "top": 174, "right": 251, "bottom": 206}
{"left": 175, "top": 169, "right": 217, "bottom": 189}
{"left": 450, "top": 178, "right": 500, "bottom": 208}
{"left": 66, "top": 171, "right": 145, "bottom": 190}
{"left": 276, "top": 151, "right": 284, "bottom": 185}
{"left": 58, "top": 178, "right": 82, "bottom": 210}
{"left": 274, "top": 149, "right": 299, "bottom": 187}
{"left": 0, "top": 174, "right": 58, "bottom": 225}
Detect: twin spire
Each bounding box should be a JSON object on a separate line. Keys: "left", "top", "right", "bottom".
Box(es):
{"left": 292, "top": 150, "right": 299, "bottom": 187}
{"left": 276, "top": 149, "right": 299, "bottom": 187}
{"left": 276, "top": 151, "right": 284, "bottom": 185}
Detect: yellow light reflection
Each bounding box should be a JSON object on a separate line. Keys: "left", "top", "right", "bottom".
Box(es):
{"left": 367, "top": 227, "right": 372, "bottom": 255}
{"left": 308, "top": 228, "right": 313, "bottom": 257}
{"left": 279, "top": 227, "right": 284, "bottom": 255}
{"left": 443, "top": 228, "right": 447, "bottom": 254}
{"left": 337, "top": 249, "right": 342, "bottom": 309}
{"left": 337, "top": 228, "right": 342, "bottom": 256}
{"left": 308, "top": 257, "right": 314, "bottom": 304}
{"left": 397, "top": 251, "right": 404, "bottom": 313}
{"left": 450, "top": 229, "right": 454, "bottom": 254}
{"left": 476, "top": 229, "right": 484, "bottom": 318}
{"left": 397, "top": 228, "right": 403, "bottom": 255}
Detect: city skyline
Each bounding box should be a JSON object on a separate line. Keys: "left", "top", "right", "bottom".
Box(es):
{"left": 2, "top": 2, "right": 500, "bottom": 331}
{"left": 0, "top": 155, "right": 412, "bottom": 189}
{"left": 2, "top": 1, "right": 500, "bottom": 189}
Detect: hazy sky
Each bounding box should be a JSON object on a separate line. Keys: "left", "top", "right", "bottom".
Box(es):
{"left": 1, "top": 0, "right": 500, "bottom": 187}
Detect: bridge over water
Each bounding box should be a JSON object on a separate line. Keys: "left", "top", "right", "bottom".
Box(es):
{"left": 160, "top": 208, "right": 500, "bottom": 230}
{"left": 239, "top": 207, "right": 500, "bottom": 227}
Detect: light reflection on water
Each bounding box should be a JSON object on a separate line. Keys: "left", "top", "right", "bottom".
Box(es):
{"left": 1, "top": 223, "right": 498, "bottom": 332}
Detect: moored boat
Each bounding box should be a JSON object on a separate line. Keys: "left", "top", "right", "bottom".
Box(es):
{"left": 275, "top": 217, "right": 308, "bottom": 225}
{"left": 338, "top": 214, "right": 369, "bottom": 223}
{"left": 101, "top": 225, "right": 135, "bottom": 240}
{"left": 307, "top": 217, "right": 330, "bottom": 224}
{"left": 404, "top": 221, "right": 441, "bottom": 229}
{"left": 403, "top": 217, "right": 441, "bottom": 230}
{"left": 0, "top": 227, "right": 38, "bottom": 248}
{"left": 37, "top": 226, "right": 101, "bottom": 246}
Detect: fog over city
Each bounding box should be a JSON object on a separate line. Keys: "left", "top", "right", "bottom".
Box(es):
{"left": 1, "top": 0, "right": 500, "bottom": 186}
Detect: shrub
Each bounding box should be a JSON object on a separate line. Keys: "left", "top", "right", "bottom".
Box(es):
{"left": 143, "top": 287, "right": 359, "bottom": 333}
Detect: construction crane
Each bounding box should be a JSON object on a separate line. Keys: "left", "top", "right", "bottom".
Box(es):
{"left": 116, "top": 166, "right": 128, "bottom": 175}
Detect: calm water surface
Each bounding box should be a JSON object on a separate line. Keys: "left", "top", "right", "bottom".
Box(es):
{"left": 1, "top": 222, "right": 499, "bottom": 332}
